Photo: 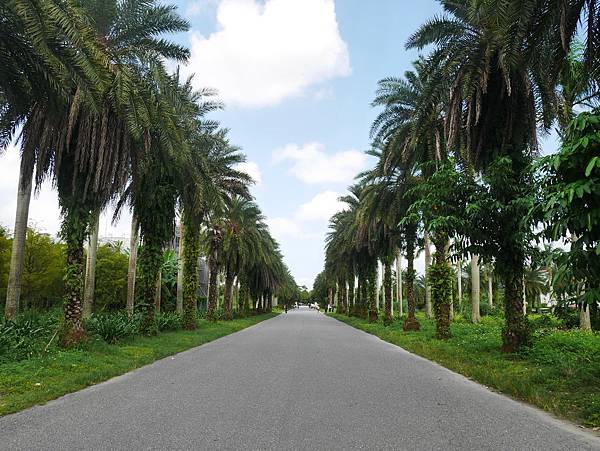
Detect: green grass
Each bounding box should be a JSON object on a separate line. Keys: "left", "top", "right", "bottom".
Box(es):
{"left": 0, "top": 313, "right": 277, "bottom": 416}
{"left": 329, "top": 312, "right": 600, "bottom": 428}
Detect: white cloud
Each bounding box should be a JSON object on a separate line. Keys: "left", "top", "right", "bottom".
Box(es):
{"left": 186, "top": 0, "right": 219, "bottom": 17}
{"left": 186, "top": 1, "right": 203, "bottom": 16}
{"left": 266, "top": 216, "right": 304, "bottom": 239}
{"left": 182, "top": 0, "right": 350, "bottom": 108}
{"left": 296, "top": 190, "right": 345, "bottom": 221}
{"left": 272, "top": 142, "right": 367, "bottom": 184}
{"left": 235, "top": 161, "right": 262, "bottom": 185}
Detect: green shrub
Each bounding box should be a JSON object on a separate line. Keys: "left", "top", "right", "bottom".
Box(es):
{"left": 0, "top": 310, "right": 59, "bottom": 362}
{"left": 529, "top": 314, "right": 563, "bottom": 331}
{"left": 86, "top": 312, "right": 140, "bottom": 343}
{"left": 553, "top": 304, "right": 580, "bottom": 329}
{"left": 154, "top": 312, "right": 181, "bottom": 331}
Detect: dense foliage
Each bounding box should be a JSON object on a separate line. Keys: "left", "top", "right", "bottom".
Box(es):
{"left": 319, "top": 0, "right": 600, "bottom": 355}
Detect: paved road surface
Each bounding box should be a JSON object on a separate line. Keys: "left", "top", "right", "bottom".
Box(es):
{"left": 1, "top": 308, "right": 599, "bottom": 450}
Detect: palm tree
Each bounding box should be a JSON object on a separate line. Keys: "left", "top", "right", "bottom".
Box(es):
{"left": 408, "top": 0, "right": 558, "bottom": 351}
{"left": 2, "top": 0, "right": 107, "bottom": 321}
{"left": 357, "top": 151, "right": 409, "bottom": 325}
{"left": 56, "top": 0, "right": 188, "bottom": 344}
{"left": 371, "top": 60, "right": 450, "bottom": 333}
{"left": 14, "top": 0, "right": 190, "bottom": 343}
{"left": 221, "top": 197, "right": 264, "bottom": 320}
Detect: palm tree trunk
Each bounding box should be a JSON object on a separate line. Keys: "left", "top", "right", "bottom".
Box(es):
{"left": 383, "top": 262, "right": 392, "bottom": 325}
{"left": 347, "top": 271, "right": 355, "bottom": 316}
{"left": 431, "top": 234, "right": 452, "bottom": 339}
{"left": 223, "top": 268, "right": 234, "bottom": 320}
{"left": 471, "top": 255, "right": 481, "bottom": 323}
{"left": 501, "top": 266, "right": 529, "bottom": 352}
{"left": 361, "top": 276, "right": 368, "bottom": 319}
{"left": 239, "top": 281, "right": 249, "bottom": 316}
{"left": 83, "top": 211, "right": 100, "bottom": 319}
{"left": 522, "top": 276, "right": 527, "bottom": 315}
{"left": 126, "top": 215, "right": 139, "bottom": 316}
{"left": 424, "top": 230, "right": 433, "bottom": 318}
{"left": 206, "top": 227, "right": 221, "bottom": 321}
{"left": 336, "top": 278, "right": 343, "bottom": 314}
{"left": 154, "top": 269, "right": 162, "bottom": 313}
{"left": 354, "top": 277, "right": 362, "bottom": 317}
{"left": 403, "top": 233, "right": 420, "bottom": 331}
{"left": 488, "top": 269, "right": 494, "bottom": 308}
{"left": 457, "top": 259, "right": 462, "bottom": 312}
{"left": 396, "top": 251, "right": 403, "bottom": 317}
{"left": 5, "top": 157, "right": 33, "bottom": 320}
{"left": 206, "top": 263, "right": 219, "bottom": 321}
{"left": 181, "top": 218, "right": 200, "bottom": 329}
{"left": 580, "top": 303, "right": 592, "bottom": 331}
{"left": 376, "top": 261, "right": 382, "bottom": 311}
{"left": 176, "top": 221, "right": 184, "bottom": 314}
{"left": 137, "top": 233, "right": 162, "bottom": 333}
{"left": 368, "top": 264, "right": 378, "bottom": 322}
{"left": 59, "top": 204, "right": 91, "bottom": 346}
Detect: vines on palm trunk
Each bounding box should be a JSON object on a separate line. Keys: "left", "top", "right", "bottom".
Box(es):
{"left": 182, "top": 218, "right": 200, "bottom": 330}
{"left": 59, "top": 201, "right": 92, "bottom": 347}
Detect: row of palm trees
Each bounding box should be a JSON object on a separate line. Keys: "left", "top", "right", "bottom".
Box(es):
{"left": 1, "top": 0, "right": 297, "bottom": 345}
{"left": 322, "top": 0, "right": 599, "bottom": 352}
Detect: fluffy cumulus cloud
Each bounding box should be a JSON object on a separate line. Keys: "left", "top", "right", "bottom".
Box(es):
{"left": 296, "top": 190, "right": 345, "bottom": 221}
{"left": 235, "top": 161, "right": 262, "bottom": 184}
{"left": 265, "top": 216, "right": 304, "bottom": 239}
{"left": 272, "top": 142, "right": 367, "bottom": 184}
{"left": 182, "top": 0, "right": 350, "bottom": 108}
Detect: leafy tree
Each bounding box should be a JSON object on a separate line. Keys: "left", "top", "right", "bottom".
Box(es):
{"left": 20, "top": 228, "right": 65, "bottom": 310}
{"left": 94, "top": 243, "right": 128, "bottom": 312}
{"left": 221, "top": 197, "right": 264, "bottom": 320}
{"left": 538, "top": 109, "right": 600, "bottom": 325}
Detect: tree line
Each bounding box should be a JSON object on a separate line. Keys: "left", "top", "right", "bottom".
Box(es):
{"left": 1, "top": 0, "right": 299, "bottom": 346}
{"left": 318, "top": 0, "right": 599, "bottom": 352}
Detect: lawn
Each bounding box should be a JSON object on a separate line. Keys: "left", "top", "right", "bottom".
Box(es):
{"left": 0, "top": 313, "right": 277, "bottom": 416}
{"left": 329, "top": 312, "right": 600, "bottom": 429}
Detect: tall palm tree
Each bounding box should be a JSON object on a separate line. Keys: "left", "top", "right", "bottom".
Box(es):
{"left": 221, "top": 197, "right": 264, "bottom": 320}
{"left": 408, "top": 0, "right": 558, "bottom": 351}
{"left": 2, "top": 0, "right": 107, "bottom": 321}
{"left": 371, "top": 60, "right": 450, "bottom": 332}
{"left": 173, "top": 81, "right": 250, "bottom": 327}
{"left": 54, "top": 0, "right": 189, "bottom": 338}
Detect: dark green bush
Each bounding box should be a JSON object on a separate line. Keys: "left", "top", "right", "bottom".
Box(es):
{"left": 86, "top": 312, "right": 140, "bottom": 343}
{"left": 154, "top": 312, "right": 181, "bottom": 331}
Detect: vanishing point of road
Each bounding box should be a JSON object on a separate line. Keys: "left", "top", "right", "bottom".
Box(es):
{"left": 1, "top": 308, "right": 599, "bottom": 450}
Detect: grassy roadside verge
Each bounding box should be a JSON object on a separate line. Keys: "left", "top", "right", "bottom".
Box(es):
{"left": 0, "top": 313, "right": 277, "bottom": 416}
{"left": 328, "top": 312, "right": 600, "bottom": 429}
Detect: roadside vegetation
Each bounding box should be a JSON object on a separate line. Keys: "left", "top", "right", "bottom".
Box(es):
{"left": 1, "top": 0, "right": 299, "bottom": 356}
{"left": 0, "top": 0, "right": 300, "bottom": 415}
{"left": 315, "top": 0, "right": 600, "bottom": 428}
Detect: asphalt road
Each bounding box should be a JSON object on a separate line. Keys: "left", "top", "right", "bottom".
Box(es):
{"left": 1, "top": 308, "right": 599, "bottom": 450}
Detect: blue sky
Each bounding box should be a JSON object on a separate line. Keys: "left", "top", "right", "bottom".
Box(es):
{"left": 0, "top": 0, "right": 559, "bottom": 288}
{"left": 174, "top": 0, "right": 445, "bottom": 288}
